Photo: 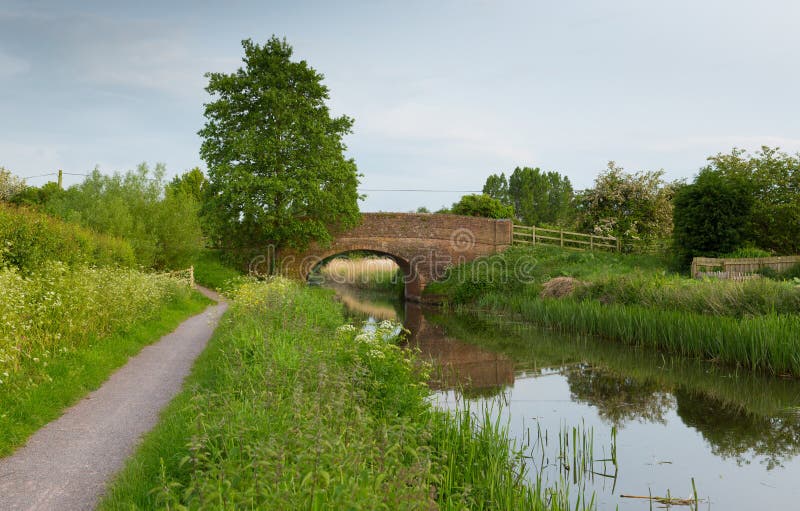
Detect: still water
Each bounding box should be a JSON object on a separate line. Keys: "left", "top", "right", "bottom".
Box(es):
{"left": 330, "top": 284, "right": 800, "bottom": 510}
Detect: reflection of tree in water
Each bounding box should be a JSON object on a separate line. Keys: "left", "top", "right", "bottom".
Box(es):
{"left": 675, "top": 390, "right": 800, "bottom": 470}
{"left": 566, "top": 364, "right": 675, "bottom": 427}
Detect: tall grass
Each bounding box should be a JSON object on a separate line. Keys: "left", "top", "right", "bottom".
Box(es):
{"left": 318, "top": 257, "right": 404, "bottom": 293}
{"left": 100, "top": 279, "right": 579, "bottom": 510}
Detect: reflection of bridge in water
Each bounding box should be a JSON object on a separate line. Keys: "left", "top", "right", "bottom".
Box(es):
{"left": 330, "top": 285, "right": 514, "bottom": 392}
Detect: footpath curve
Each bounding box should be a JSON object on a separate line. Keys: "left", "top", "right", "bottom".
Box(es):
{"left": 0, "top": 287, "right": 227, "bottom": 511}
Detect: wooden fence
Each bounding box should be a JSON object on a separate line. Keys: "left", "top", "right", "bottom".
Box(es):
{"left": 512, "top": 224, "right": 619, "bottom": 252}
{"left": 691, "top": 256, "right": 800, "bottom": 280}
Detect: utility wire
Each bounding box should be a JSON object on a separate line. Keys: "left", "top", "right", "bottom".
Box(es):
{"left": 359, "top": 189, "right": 482, "bottom": 193}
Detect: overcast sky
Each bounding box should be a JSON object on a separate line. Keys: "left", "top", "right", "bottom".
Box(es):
{"left": 2, "top": 0, "right": 799, "bottom": 211}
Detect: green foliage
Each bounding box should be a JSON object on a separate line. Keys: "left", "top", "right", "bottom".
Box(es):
{"left": 101, "top": 280, "right": 554, "bottom": 510}
{"left": 699, "top": 147, "right": 800, "bottom": 254}
{"left": 672, "top": 168, "right": 755, "bottom": 263}
{"left": 167, "top": 167, "right": 207, "bottom": 202}
{"left": 0, "top": 203, "right": 135, "bottom": 272}
{"left": 450, "top": 193, "right": 514, "bottom": 219}
{"left": 577, "top": 162, "right": 674, "bottom": 251}
{"left": 0, "top": 167, "right": 26, "bottom": 202}
{"left": 45, "top": 164, "right": 203, "bottom": 269}
{"left": 200, "top": 37, "right": 361, "bottom": 255}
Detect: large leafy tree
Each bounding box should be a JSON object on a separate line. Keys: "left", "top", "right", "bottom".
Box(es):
{"left": 672, "top": 147, "right": 800, "bottom": 258}
{"left": 483, "top": 167, "right": 574, "bottom": 226}
{"left": 199, "top": 37, "right": 361, "bottom": 256}
{"left": 672, "top": 170, "right": 753, "bottom": 263}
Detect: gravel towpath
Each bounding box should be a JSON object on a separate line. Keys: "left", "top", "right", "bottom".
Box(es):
{"left": 0, "top": 287, "right": 227, "bottom": 511}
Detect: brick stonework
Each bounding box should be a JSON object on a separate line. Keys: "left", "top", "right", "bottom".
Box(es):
{"left": 276, "top": 213, "right": 512, "bottom": 301}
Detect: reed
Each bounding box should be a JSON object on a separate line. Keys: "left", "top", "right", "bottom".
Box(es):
{"left": 319, "top": 257, "right": 404, "bottom": 293}
{"left": 495, "top": 295, "right": 800, "bottom": 376}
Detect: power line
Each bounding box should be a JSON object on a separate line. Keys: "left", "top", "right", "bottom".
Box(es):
{"left": 359, "top": 189, "right": 482, "bottom": 193}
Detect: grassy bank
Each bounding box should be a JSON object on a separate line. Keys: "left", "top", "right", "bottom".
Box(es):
{"left": 192, "top": 249, "right": 245, "bottom": 292}
{"left": 0, "top": 282, "right": 209, "bottom": 456}
{"left": 317, "top": 256, "right": 404, "bottom": 294}
{"left": 100, "top": 279, "right": 574, "bottom": 510}
{"left": 426, "top": 245, "right": 800, "bottom": 376}
{"left": 0, "top": 203, "right": 135, "bottom": 271}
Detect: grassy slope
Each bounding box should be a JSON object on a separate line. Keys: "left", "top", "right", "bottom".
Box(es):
{"left": 0, "top": 291, "right": 211, "bottom": 457}
{"left": 426, "top": 245, "right": 800, "bottom": 376}
{"left": 100, "top": 281, "right": 570, "bottom": 510}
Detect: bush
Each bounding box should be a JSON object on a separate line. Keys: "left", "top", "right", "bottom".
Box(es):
{"left": 450, "top": 194, "right": 514, "bottom": 219}
{"left": 0, "top": 203, "right": 135, "bottom": 272}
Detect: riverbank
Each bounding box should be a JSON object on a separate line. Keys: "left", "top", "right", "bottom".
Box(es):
{"left": 425, "top": 245, "right": 800, "bottom": 376}
{"left": 100, "top": 278, "right": 575, "bottom": 510}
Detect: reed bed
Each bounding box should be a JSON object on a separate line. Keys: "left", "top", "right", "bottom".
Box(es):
{"left": 101, "top": 279, "right": 582, "bottom": 510}
{"left": 490, "top": 294, "right": 800, "bottom": 376}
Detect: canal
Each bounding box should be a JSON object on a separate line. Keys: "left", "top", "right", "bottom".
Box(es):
{"left": 328, "top": 282, "right": 800, "bottom": 510}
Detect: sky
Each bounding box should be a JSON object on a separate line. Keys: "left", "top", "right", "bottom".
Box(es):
{"left": 2, "top": 0, "right": 799, "bottom": 212}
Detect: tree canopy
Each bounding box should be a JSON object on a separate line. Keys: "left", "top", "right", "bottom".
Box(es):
{"left": 199, "top": 37, "right": 361, "bottom": 256}
{"left": 483, "top": 167, "right": 574, "bottom": 226}
{"left": 672, "top": 147, "right": 800, "bottom": 258}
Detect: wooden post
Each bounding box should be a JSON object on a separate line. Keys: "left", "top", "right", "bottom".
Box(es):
{"left": 590, "top": 235, "right": 594, "bottom": 250}
{"left": 532, "top": 225, "right": 536, "bottom": 246}
{"left": 560, "top": 230, "right": 564, "bottom": 247}
{"left": 190, "top": 265, "right": 195, "bottom": 288}
{"left": 616, "top": 237, "right": 621, "bottom": 252}
{"left": 57, "top": 169, "right": 63, "bottom": 189}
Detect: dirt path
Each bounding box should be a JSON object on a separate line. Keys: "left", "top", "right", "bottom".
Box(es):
{"left": 0, "top": 287, "right": 227, "bottom": 511}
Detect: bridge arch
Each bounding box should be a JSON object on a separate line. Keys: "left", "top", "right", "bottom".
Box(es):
{"left": 279, "top": 213, "right": 512, "bottom": 302}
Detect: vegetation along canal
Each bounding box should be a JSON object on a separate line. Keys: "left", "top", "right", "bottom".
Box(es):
{"left": 320, "top": 264, "right": 800, "bottom": 511}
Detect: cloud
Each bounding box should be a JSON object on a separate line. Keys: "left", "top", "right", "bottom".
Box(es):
{"left": 0, "top": 50, "right": 30, "bottom": 78}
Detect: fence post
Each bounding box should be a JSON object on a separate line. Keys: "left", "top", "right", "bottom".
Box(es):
{"left": 560, "top": 230, "right": 564, "bottom": 247}
{"left": 616, "top": 237, "right": 621, "bottom": 252}
{"left": 190, "top": 265, "right": 195, "bottom": 288}
{"left": 532, "top": 225, "right": 536, "bottom": 246}
{"left": 590, "top": 235, "right": 594, "bottom": 250}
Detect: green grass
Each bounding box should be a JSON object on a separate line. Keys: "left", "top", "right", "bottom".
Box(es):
{"left": 192, "top": 249, "right": 245, "bottom": 292}
{"left": 0, "top": 290, "right": 211, "bottom": 457}
{"left": 100, "top": 279, "right": 578, "bottom": 510}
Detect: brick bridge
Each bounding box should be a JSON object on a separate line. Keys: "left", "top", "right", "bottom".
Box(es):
{"left": 279, "top": 213, "right": 513, "bottom": 301}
